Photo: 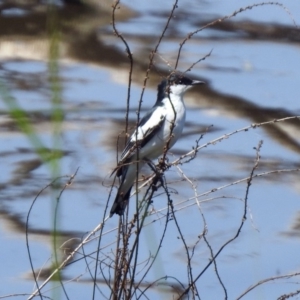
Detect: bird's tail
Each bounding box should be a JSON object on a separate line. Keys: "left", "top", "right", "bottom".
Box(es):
{"left": 109, "top": 187, "right": 132, "bottom": 217}
{"left": 109, "top": 161, "right": 143, "bottom": 217}
{"left": 110, "top": 161, "right": 142, "bottom": 217}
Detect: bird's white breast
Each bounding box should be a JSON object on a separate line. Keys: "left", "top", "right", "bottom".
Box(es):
{"left": 162, "top": 94, "right": 186, "bottom": 148}
{"left": 140, "top": 95, "right": 186, "bottom": 159}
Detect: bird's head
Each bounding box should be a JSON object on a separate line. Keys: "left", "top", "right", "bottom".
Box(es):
{"left": 158, "top": 72, "right": 204, "bottom": 100}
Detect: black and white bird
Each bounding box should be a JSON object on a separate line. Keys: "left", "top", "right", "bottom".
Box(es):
{"left": 110, "top": 72, "right": 204, "bottom": 217}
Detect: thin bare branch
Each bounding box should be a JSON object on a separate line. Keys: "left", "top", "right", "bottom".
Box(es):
{"left": 175, "top": 2, "right": 297, "bottom": 69}
{"left": 236, "top": 272, "right": 300, "bottom": 300}
{"left": 177, "top": 141, "right": 263, "bottom": 299}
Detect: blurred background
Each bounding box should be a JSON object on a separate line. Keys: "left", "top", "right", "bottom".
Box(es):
{"left": 0, "top": 0, "right": 300, "bottom": 299}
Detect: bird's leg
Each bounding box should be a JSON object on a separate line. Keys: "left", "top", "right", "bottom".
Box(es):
{"left": 158, "top": 156, "right": 170, "bottom": 172}
{"left": 144, "top": 158, "right": 156, "bottom": 172}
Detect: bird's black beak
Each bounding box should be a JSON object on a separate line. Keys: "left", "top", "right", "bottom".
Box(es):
{"left": 191, "top": 80, "right": 205, "bottom": 85}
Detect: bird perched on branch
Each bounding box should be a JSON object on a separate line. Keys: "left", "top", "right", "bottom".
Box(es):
{"left": 110, "top": 72, "right": 204, "bottom": 217}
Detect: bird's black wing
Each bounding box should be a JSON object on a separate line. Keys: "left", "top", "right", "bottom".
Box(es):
{"left": 113, "top": 106, "right": 166, "bottom": 177}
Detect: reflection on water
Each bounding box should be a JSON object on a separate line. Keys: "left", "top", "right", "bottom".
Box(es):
{"left": 0, "top": 0, "right": 300, "bottom": 299}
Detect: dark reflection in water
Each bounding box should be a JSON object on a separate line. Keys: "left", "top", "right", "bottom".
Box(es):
{"left": 0, "top": 0, "right": 300, "bottom": 299}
